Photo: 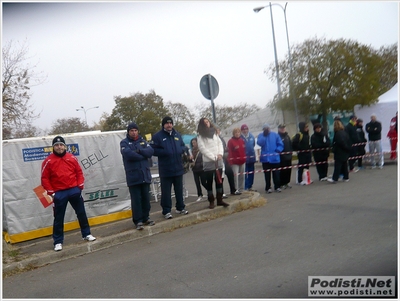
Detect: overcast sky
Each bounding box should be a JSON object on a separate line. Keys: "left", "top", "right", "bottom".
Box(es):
{"left": 2, "top": 1, "right": 399, "bottom": 131}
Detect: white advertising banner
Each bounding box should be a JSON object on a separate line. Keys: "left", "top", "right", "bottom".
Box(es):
{"left": 2, "top": 130, "right": 133, "bottom": 243}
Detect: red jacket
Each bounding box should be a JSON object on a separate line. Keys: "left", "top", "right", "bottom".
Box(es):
{"left": 387, "top": 116, "right": 397, "bottom": 138}
{"left": 41, "top": 152, "right": 84, "bottom": 195}
{"left": 227, "top": 136, "right": 246, "bottom": 165}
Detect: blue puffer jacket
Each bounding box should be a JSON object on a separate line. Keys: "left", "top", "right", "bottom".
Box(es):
{"left": 120, "top": 134, "right": 154, "bottom": 187}
{"left": 257, "top": 131, "right": 284, "bottom": 164}
{"left": 151, "top": 128, "right": 186, "bottom": 177}
{"left": 241, "top": 132, "right": 256, "bottom": 164}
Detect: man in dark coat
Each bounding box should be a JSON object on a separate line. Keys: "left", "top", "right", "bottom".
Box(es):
{"left": 311, "top": 123, "right": 331, "bottom": 181}
{"left": 328, "top": 120, "right": 352, "bottom": 183}
{"left": 292, "top": 122, "right": 312, "bottom": 185}
{"left": 365, "top": 113, "right": 383, "bottom": 168}
{"left": 345, "top": 115, "right": 360, "bottom": 172}
{"left": 151, "top": 116, "right": 188, "bottom": 219}
{"left": 120, "top": 122, "right": 155, "bottom": 230}
{"left": 278, "top": 124, "right": 293, "bottom": 189}
{"left": 355, "top": 118, "right": 367, "bottom": 169}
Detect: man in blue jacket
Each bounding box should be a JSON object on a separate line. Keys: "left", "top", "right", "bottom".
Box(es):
{"left": 257, "top": 123, "right": 284, "bottom": 193}
{"left": 120, "top": 122, "right": 155, "bottom": 230}
{"left": 241, "top": 124, "right": 257, "bottom": 191}
{"left": 151, "top": 116, "right": 188, "bottom": 219}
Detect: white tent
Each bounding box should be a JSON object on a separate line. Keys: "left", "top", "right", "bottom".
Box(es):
{"left": 354, "top": 83, "right": 398, "bottom": 153}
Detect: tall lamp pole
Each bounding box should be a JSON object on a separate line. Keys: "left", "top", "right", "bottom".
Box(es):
{"left": 76, "top": 106, "right": 99, "bottom": 125}
{"left": 254, "top": 3, "right": 282, "bottom": 104}
{"left": 254, "top": 2, "right": 299, "bottom": 128}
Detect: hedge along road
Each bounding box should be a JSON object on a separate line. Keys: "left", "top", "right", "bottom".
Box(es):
{"left": 3, "top": 162, "right": 397, "bottom": 298}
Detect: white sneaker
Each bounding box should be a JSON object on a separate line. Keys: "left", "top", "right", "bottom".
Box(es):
{"left": 195, "top": 196, "right": 203, "bottom": 202}
{"left": 83, "top": 234, "right": 96, "bottom": 241}
{"left": 54, "top": 243, "right": 62, "bottom": 251}
{"left": 320, "top": 177, "right": 328, "bottom": 181}
{"left": 175, "top": 209, "right": 189, "bottom": 215}
{"left": 164, "top": 212, "right": 173, "bottom": 219}
{"left": 327, "top": 178, "right": 337, "bottom": 183}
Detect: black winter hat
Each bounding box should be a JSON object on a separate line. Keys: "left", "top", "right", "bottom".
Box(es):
{"left": 127, "top": 122, "right": 139, "bottom": 132}
{"left": 162, "top": 116, "right": 173, "bottom": 126}
{"left": 52, "top": 136, "right": 66, "bottom": 146}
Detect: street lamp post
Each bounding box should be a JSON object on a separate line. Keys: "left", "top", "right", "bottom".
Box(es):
{"left": 254, "top": 2, "right": 299, "bottom": 128}
{"left": 76, "top": 106, "right": 99, "bottom": 125}
{"left": 254, "top": 3, "right": 282, "bottom": 104}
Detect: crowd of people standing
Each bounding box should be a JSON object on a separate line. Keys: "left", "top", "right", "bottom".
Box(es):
{"left": 40, "top": 112, "right": 397, "bottom": 252}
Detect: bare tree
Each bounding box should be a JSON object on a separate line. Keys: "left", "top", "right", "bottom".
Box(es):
{"left": 196, "top": 102, "right": 261, "bottom": 131}
{"left": 165, "top": 101, "right": 197, "bottom": 134}
{"left": 48, "top": 117, "right": 90, "bottom": 135}
{"left": 2, "top": 39, "right": 47, "bottom": 139}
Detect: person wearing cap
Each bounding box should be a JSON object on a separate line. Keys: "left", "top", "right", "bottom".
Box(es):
{"left": 257, "top": 123, "right": 284, "bottom": 193}
{"left": 345, "top": 115, "right": 360, "bottom": 173}
{"left": 277, "top": 124, "right": 293, "bottom": 188}
{"left": 240, "top": 124, "right": 257, "bottom": 191}
{"left": 41, "top": 136, "right": 96, "bottom": 252}
{"left": 387, "top": 111, "right": 397, "bottom": 160}
{"left": 197, "top": 117, "right": 230, "bottom": 208}
{"left": 292, "top": 122, "right": 312, "bottom": 185}
{"left": 311, "top": 123, "right": 331, "bottom": 181}
{"left": 365, "top": 113, "right": 383, "bottom": 169}
{"left": 120, "top": 122, "right": 155, "bottom": 230}
{"left": 150, "top": 116, "right": 189, "bottom": 219}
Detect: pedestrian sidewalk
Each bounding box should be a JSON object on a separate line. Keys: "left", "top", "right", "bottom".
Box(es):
{"left": 3, "top": 191, "right": 265, "bottom": 276}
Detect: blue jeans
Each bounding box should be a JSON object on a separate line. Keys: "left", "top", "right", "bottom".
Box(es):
{"left": 52, "top": 187, "right": 91, "bottom": 245}
{"left": 245, "top": 162, "right": 255, "bottom": 190}
{"left": 160, "top": 175, "right": 185, "bottom": 215}
{"left": 369, "top": 140, "right": 383, "bottom": 167}
{"left": 129, "top": 183, "right": 151, "bottom": 225}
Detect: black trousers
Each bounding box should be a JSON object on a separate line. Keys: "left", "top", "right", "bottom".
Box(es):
{"left": 262, "top": 162, "right": 280, "bottom": 190}
{"left": 332, "top": 159, "right": 349, "bottom": 181}
{"left": 315, "top": 160, "right": 328, "bottom": 179}
{"left": 279, "top": 159, "right": 292, "bottom": 186}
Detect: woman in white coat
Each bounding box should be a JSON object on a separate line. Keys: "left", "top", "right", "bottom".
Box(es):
{"left": 196, "top": 118, "right": 230, "bottom": 209}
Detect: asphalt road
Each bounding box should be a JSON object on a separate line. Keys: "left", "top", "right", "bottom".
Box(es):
{"left": 3, "top": 163, "right": 397, "bottom": 298}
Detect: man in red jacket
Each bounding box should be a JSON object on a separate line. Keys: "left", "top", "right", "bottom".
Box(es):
{"left": 41, "top": 136, "right": 96, "bottom": 251}
{"left": 387, "top": 111, "right": 397, "bottom": 160}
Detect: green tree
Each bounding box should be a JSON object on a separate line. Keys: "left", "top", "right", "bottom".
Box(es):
{"left": 196, "top": 103, "right": 261, "bottom": 131}
{"left": 267, "top": 37, "right": 398, "bottom": 130}
{"left": 2, "top": 39, "right": 46, "bottom": 139}
{"left": 48, "top": 117, "right": 89, "bottom": 135}
{"left": 374, "top": 43, "right": 398, "bottom": 93}
{"left": 165, "top": 101, "right": 197, "bottom": 134}
{"left": 103, "top": 90, "right": 168, "bottom": 136}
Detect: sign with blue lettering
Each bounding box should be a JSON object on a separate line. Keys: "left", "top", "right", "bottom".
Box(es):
{"left": 22, "top": 144, "right": 80, "bottom": 162}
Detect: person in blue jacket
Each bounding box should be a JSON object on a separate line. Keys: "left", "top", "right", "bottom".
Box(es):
{"left": 150, "top": 116, "right": 189, "bottom": 219}
{"left": 120, "top": 122, "right": 155, "bottom": 230}
{"left": 241, "top": 124, "right": 257, "bottom": 191}
{"left": 257, "top": 123, "right": 284, "bottom": 193}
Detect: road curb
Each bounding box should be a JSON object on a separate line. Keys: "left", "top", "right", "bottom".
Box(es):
{"left": 3, "top": 192, "right": 265, "bottom": 276}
